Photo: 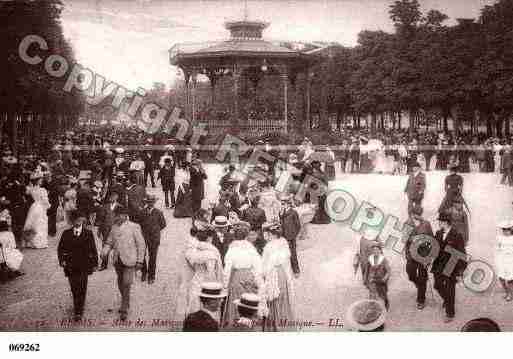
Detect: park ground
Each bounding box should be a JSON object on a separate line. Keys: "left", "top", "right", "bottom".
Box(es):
{"left": 1, "top": 165, "right": 513, "bottom": 331}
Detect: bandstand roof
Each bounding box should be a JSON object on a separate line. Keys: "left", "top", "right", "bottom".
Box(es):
{"left": 169, "top": 19, "right": 337, "bottom": 66}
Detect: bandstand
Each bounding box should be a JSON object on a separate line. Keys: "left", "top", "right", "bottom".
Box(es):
{"left": 169, "top": 18, "right": 333, "bottom": 135}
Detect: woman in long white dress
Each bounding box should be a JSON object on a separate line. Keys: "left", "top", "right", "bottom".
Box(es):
{"left": 258, "top": 182, "right": 281, "bottom": 224}
{"left": 222, "top": 222, "right": 264, "bottom": 328}
{"left": 175, "top": 230, "right": 223, "bottom": 318}
{"left": 23, "top": 172, "right": 50, "bottom": 249}
{"left": 373, "top": 140, "right": 387, "bottom": 174}
{"left": 262, "top": 223, "right": 295, "bottom": 331}
{"left": 496, "top": 221, "right": 513, "bottom": 301}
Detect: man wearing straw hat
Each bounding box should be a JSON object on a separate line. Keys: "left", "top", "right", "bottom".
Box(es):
{"left": 101, "top": 206, "right": 146, "bottom": 321}
{"left": 279, "top": 194, "right": 301, "bottom": 277}
{"left": 211, "top": 216, "right": 233, "bottom": 264}
{"left": 183, "top": 282, "right": 227, "bottom": 332}
{"left": 140, "top": 195, "right": 166, "bottom": 284}
{"left": 225, "top": 293, "right": 263, "bottom": 332}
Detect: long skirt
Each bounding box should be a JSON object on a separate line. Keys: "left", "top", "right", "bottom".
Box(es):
{"left": 264, "top": 266, "right": 294, "bottom": 331}
{"left": 325, "top": 163, "right": 336, "bottom": 180}
{"left": 174, "top": 184, "right": 193, "bottom": 218}
{"left": 311, "top": 194, "right": 331, "bottom": 224}
{"left": 23, "top": 203, "right": 48, "bottom": 249}
{"left": 222, "top": 268, "right": 258, "bottom": 328}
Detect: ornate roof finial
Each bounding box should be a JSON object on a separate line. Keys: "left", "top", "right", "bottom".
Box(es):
{"left": 243, "top": 0, "right": 248, "bottom": 20}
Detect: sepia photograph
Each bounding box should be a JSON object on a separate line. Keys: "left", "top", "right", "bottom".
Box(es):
{"left": 1, "top": 0, "right": 513, "bottom": 342}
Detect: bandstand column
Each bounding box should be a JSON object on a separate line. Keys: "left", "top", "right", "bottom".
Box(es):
{"left": 281, "top": 71, "right": 288, "bottom": 134}
{"left": 191, "top": 72, "right": 198, "bottom": 124}
{"left": 232, "top": 66, "right": 241, "bottom": 133}
{"left": 305, "top": 68, "right": 312, "bottom": 132}
{"left": 183, "top": 71, "right": 191, "bottom": 121}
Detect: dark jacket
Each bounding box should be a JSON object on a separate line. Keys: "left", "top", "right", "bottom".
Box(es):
{"left": 158, "top": 166, "right": 175, "bottom": 190}
{"left": 404, "top": 172, "right": 426, "bottom": 200}
{"left": 404, "top": 218, "right": 434, "bottom": 261}
{"left": 143, "top": 152, "right": 154, "bottom": 170}
{"left": 57, "top": 228, "right": 99, "bottom": 277}
{"left": 189, "top": 166, "right": 207, "bottom": 201}
{"left": 211, "top": 203, "right": 230, "bottom": 222}
{"left": 107, "top": 182, "right": 127, "bottom": 207}
{"left": 95, "top": 202, "right": 120, "bottom": 240}
{"left": 183, "top": 310, "right": 219, "bottom": 332}
{"left": 76, "top": 188, "right": 95, "bottom": 217}
{"left": 242, "top": 206, "right": 266, "bottom": 231}
{"left": 431, "top": 227, "right": 467, "bottom": 279}
{"left": 280, "top": 208, "right": 301, "bottom": 242}
{"left": 140, "top": 207, "right": 166, "bottom": 243}
{"left": 212, "top": 231, "right": 234, "bottom": 264}
{"left": 126, "top": 184, "right": 146, "bottom": 221}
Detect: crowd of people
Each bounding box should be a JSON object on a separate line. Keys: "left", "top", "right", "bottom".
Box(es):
{"left": 1, "top": 125, "right": 512, "bottom": 331}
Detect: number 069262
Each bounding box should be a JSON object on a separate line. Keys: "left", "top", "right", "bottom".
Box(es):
{"left": 8, "top": 343, "right": 40, "bottom": 352}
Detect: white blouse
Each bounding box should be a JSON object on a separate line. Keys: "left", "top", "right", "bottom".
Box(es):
{"left": 262, "top": 237, "right": 292, "bottom": 301}
{"left": 223, "top": 240, "right": 263, "bottom": 289}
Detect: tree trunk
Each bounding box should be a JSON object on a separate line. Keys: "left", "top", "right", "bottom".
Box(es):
{"left": 336, "top": 110, "right": 342, "bottom": 131}
{"left": 9, "top": 112, "right": 18, "bottom": 155}
{"left": 398, "top": 111, "right": 402, "bottom": 130}
{"left": 442, "top": 107, "right": 450, "bottom": 133}
{"left": 501, "top": 110, "right": 511, "bottom": 138}
{"left": 495, "top": 112, "right": 503, "bottom": 138}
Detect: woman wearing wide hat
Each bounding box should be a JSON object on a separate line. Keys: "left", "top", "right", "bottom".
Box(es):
{"left": 222, "top": 221, "right": 263, "bottom": 328}
{"left": 309, "top": 160, "right": 331, "bottom": 224}
{"left": 23, "top": 171, "right": 50, "bottom": 249}
{"left": 261, "top": 222, "right": 295, "bottom": 331}
{"left": 496, "top": 220, "right": 513, "bottom": 301}
{"left": 176, "top": 229, "right": 223, "bottom": 319}
{"left": 173, "top": 166, "right": 193, "bottom": 218}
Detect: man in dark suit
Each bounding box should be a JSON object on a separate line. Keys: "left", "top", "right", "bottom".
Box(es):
{"left": 279, "top": 195, "right": 301, "bottom": 277}
{"left": 431, "top": 213, "right": 467, "bottom": 323}
{"left": 76, "top": 180, "right": 95, "bottom": 226}
{"left": 404, "top": 162, "right": 426, "bottom": 215}
{"left": 95, "top": 192, "right": 121, "bottom": 270}
{"left": 143, "top": 150, "right": 156, "bottom": 188}
{"left": 158, "top": 157, "right": 175, "bottom": 208}
{"left": 57, "top": 210, "right": 99, "bottom": 321}
{"left": 211, "top": 192, "right": 231, "bottom": 222}
{"left": 241, "top": 195, "right": 267, "bottom": 254}
{"left": 211, "top": 216, "right": 233, "bottom": 264}
{"left": 183, "top": 282, "right": 226, "bottom": 332}
{"left": 189, "top": 159, "right": 207, "bottom": 216}
{"left": 404, "top": 205, "right": 433, "bottom": 310}
{"left": 125, "top": 172, "right": 146, "bottom": 223}
{"left": 140, "top": 195, "right": 166, "bottom": 284}
{"left": 107, "top": 173, "right": 127, "bottom": 207}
